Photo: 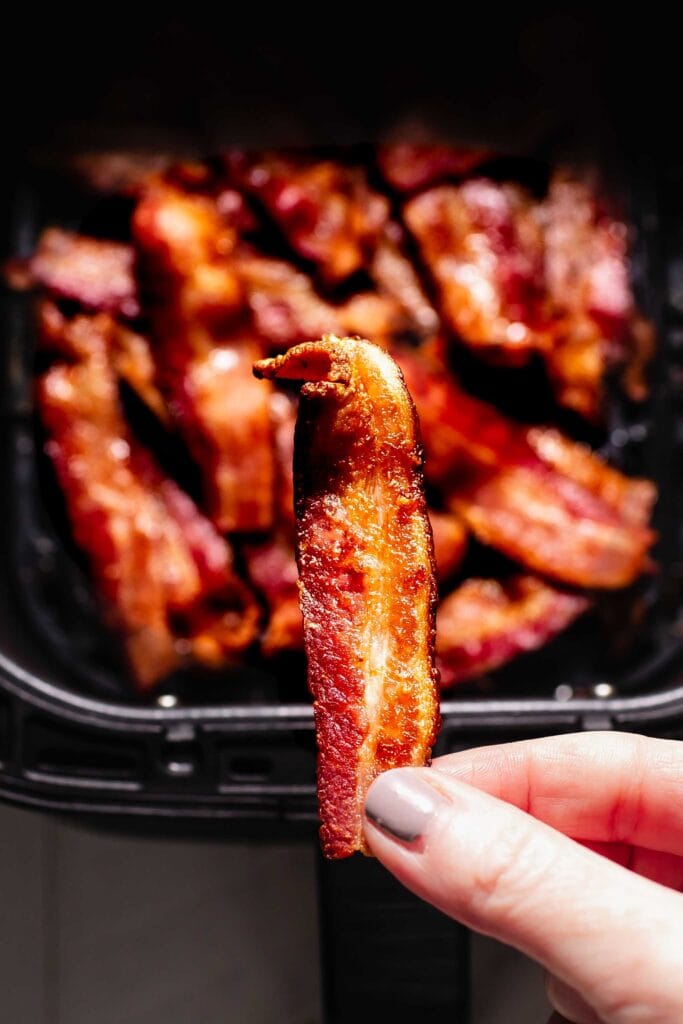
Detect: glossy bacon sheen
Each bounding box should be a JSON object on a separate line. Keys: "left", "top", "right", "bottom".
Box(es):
{"left": 133, "top": 184, "right": 275, "bottom": 532}
{"left": 397, "top": 349, "right": 655, "bottom": 589}
{"left": 229, "top": 151, "right": 389, "bottom": 282}
{"left": 437, "top": 576, "right": 589, "bottom": 687}
{"left": 37, "top": 313, "right": 258, "bottom": 688}
{"left": 28, "top": 228, "right": 140, "bottom": 318}
{"left": 255, "top": 337, "right": 439, "bottom": 859}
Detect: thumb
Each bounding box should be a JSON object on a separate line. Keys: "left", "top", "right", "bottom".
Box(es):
{"left": 364, "top": 767, "right": 683, "bottom": 1024}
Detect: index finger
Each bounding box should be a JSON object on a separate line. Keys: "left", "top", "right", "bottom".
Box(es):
{"left": 432, "top": 731, "right": 683, "bottom": 854}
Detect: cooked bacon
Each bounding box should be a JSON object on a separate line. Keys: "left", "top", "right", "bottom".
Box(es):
{"left": 26, "top": 228, "right": 140, "bottom": 317}
{"left": 133, "top": 184, "right": 275, "bottom": 532}
{"left": 536, "top": 175, "right": 636, "bottom": 418}
{"left": 37, "top": 314, "right": 259, "bottom": 688}
{"left": 404, "top": 175, "right": 648, "bottom": 419}
{"left": 396, "top": 348, "right": 655, "bottom": 589}
{"left": 243, "top": 533, "right": 303, "bottom": 656}
{"left": 233, "top": 251, "right": 407, "bottom": 351}
{"left": 370, "top": 232, "right": 440, "bottom": 337}
{"left": 228, "top": 150, "right": 389, "bottom": 282}
{"left": 242, "top": 390, "right": 304, "bottom": 657}
{"left": 404, "top": 181, "right": 547, "bottom": 362}
{"left": 437, "top": 576, "right": 589, "bottom": 687}
{"left": 378, "top": 143, "right": 493, "bottom": 193}
{"left": 255, "top": 336, "right": 439, "bottom": 859}
{"left": 428, "top": 510, "right": 468, "bottom": 581}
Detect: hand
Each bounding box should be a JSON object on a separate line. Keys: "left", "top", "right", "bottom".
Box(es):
{"left": 363, "top": 732, "right": 683, "bottom": 1024}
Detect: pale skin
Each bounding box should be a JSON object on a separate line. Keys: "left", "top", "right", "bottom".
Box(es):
{"left": 363, "top": 732, "right": 683, "bottom": 1024}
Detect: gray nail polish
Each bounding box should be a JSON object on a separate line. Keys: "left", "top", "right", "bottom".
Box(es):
{"left": 365, "top": 770, "right": 445, "bottom": 843}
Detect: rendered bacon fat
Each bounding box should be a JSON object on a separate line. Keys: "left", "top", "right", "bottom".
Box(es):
{"left": 254, "top": 337, "right": 440, "bottom": 858}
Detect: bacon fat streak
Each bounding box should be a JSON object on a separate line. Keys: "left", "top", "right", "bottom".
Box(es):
{"left": 255, "top": 336, "right": 440, "bottom": 858}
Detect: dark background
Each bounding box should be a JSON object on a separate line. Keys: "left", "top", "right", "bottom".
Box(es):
{"left": 1, "top": 9, "right": 671, "bottom": 171}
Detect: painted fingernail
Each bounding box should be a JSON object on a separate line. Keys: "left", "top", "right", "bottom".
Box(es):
{"left": 364, "top": 769, "right": 446, "bottom": 844}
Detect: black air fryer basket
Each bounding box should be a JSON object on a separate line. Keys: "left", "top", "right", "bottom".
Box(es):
{"left": 1, "top": 13, "right": 682, "bottom": 1022}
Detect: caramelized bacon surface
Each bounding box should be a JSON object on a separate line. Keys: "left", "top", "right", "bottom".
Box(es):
{"left": 255, "top": 337, "right": 439, "bottom": 858}
{"left": 37, "top": 314, "right": 258, "bottom": 687}
{"left": 397, "top": 349, "right": 656, "bottom": 588}
{"left": 28, "top": 228, "right": 140, "bottom": 317}
{"left": 133, "top": 185, "right": 275, "bottom": 531}
{"left": 228, "top": 151, "right": 389, "bottom": 282}
{"left": 437, "top": 576, "right": 589, "bottom": 687}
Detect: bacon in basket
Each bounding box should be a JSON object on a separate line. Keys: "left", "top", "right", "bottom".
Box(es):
{"left": 25, "top": 228, "right": 140, "bottom": 318}
{"left": 227, "top": 150, "right": 389, "bottom": 282}
{"left": 132, "top": 183, "right": 275, "bottom": 531}
{"left": 254, "top": 336, "right": 440, "bottom": 858}
{"left": 404, "top": 176, "right": 646, "bottom": 418}
{"left": 437, "top": 576, "right": 590, "bottom": 688}
{"left": 397, "top": 348, "right": 656, "bottom": 589}
{"left": 37, "top": 313, "right": 259, "bottom": 688}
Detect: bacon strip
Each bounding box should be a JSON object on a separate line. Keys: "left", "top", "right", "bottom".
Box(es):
{"left": 228, "top": 151, "right": 389, "bottom": 282}
{"left": 26, "top": 228, "right": 140, "bottom": 317}
{"left": 38, "top": 313, "right": 259, "bottom": 688}
{"left": 437, "top": 576, "right": 589, "bottom": 687}
{"left": 132, "top": 184, "right": 275, "bottom": 532}
{"left": 234, "top": 251, "right": 407, "bottom": 351}
{"left": 404, "top": 181, "right": 547, "bottom": 362}
{"left": 397, "top": 348, "right": 655, "bottom": 588}
{"left": 255, "top": 336, "right": 439, "bottom": 859}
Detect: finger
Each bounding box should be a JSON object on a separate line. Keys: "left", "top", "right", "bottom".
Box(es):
{"left": 431, "top": 732, "right": 683, "bottom": 854}
{"left": 581, "top": 841, "right": 683, "bottom": 890}
{"left": 364, "top": 767, "right": 683, "bottom": 1023}
{"left": 545, "top": 973, "right": 604, "bottom": 1023}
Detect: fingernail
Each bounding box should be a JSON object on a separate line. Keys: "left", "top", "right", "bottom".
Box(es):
{"left": 365, "top": 770, "right": 446, "bottom": 844}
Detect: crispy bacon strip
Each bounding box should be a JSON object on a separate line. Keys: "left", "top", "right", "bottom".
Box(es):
{"left": 255, "top": 336, "right": 439, "bottom": 859}
{"left": 377, "top": 143, "right": 493, "bottom": 193}
{"left": 133, "top": 184, "right": 275, "bottom": 531}
{"left": 404, "top": 176, "right": 648, "bottom": 419}
{"left": 404, "top": 181, "right": 547, "bottom": 362}
{"left": 25, "top": 228, "right": 140, "bottom": 317}
{"left": 228, "top": 151, "right": 389, "bottom": 282}
{"left": 437, "top": 576, "right": 589, "bottom": 687}
{"left": 397, "top": 348, "right": 655, "bottom": 588}
{"left": 38, "top": 299, "right": 170, "bottom": 423}
{"left": 234, "top": 251, "right": 407, "bottom": 351}
{"left": 38, "top": 313, "right": 259, "bottom": 688}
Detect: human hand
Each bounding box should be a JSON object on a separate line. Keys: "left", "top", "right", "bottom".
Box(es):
{"left": 363, "top": 732, "right": 683, "bottom": 1023}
